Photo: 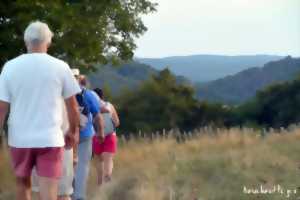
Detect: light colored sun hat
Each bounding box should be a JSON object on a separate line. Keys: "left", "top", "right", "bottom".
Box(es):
{"left": 71, "top": 68, "right": 80, "bottom": 76}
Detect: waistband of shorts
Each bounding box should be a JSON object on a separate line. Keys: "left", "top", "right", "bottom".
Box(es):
{"left": 105, "top": 132, "right": 116, "bottom": 136}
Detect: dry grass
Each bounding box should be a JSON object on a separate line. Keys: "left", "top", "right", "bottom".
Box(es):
{"left": 0, "top": 146, "right": 16, "bottom": 199}
{"left": 1, "top": 128, "right": 300, "bottom": 200}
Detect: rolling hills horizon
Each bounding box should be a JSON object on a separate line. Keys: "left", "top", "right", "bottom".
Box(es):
{"left": 196, "top": 56, "right": 300, "bottom": 104}
{"left": 137, "top": 54, "right": 284, "bottom": 82}
{"left": 88, "top": 54, "right": 299, "bottom": 105}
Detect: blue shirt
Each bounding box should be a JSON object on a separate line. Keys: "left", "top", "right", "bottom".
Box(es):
{"left": 80, "top": 89, "right": 100, "bottom": 140}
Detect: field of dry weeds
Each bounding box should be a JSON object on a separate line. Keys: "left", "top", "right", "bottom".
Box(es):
{"left": 1, "top": 127, "right": 300, "bottom": 200}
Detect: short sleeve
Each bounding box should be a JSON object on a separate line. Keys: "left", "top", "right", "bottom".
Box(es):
{"left": 85, "top": 90, "right": 100, "bottom": 116}
{"left": 62, "top": 65, "right": 81, "bottom": 99}
{"left": 0, "top": 65, "right": 11, "bottom": 103}
{"left": 91, "top": 90, "right": 100, "bottom": 103}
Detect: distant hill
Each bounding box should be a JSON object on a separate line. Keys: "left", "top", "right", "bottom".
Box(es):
{"left": 137, "top": 55, "right": 283, "bottom": 82}
{"left": 88, "top": 62, "right": 191, "bottom": 95}
{"left": 196, "top": 56, "right": 300, "bottom": 104}
{"left": 88, "top": 62, "right": 157, "bottom": 94}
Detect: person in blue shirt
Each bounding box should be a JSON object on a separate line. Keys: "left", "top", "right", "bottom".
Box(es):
{"left": 72, "top": 71, "right": 104, "bottom": 200}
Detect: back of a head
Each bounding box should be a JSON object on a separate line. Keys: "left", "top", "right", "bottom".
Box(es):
{"left": 24, "top": 21, "right": 53, "bottom": 47}
{"left": 78, "top": 75, "right": 87, "bottom": 87}
{"left": 94, "top": 88, "right": 104, "bottom": 100}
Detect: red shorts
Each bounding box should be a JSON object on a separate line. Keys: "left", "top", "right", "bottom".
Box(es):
{"left": 93, "top": 133, "right": 117, "bottom": 155}
{"left": 10, "top": 147, "right": 63, "bottom": 178}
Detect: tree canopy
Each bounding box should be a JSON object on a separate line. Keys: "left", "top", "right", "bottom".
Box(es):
{"left": 237, "top": 76, "right": 300, "bottom": 128}
{"left": 113, "top": 71, "right": 300, "bottom": 135}
{"left": 116, "top": 69, "right": 198, "bottom": 133}
{"left": 0, "top": 0, "right": 156, "bottom": 71}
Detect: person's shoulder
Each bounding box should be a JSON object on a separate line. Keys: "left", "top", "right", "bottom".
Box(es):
{"left": 100, "top": 99, "right": 106, "bottom": 106}
{"left": 90, "top": 90, "right": 97, "bottom": 96}
{"left": 90, "top": 90, "right": 100, "bottom": 101}
{"left": 104, "top": 101, "right": 111, "bottom": 106}
{"left": 45, "top": 54, "right": 69, "bottom": 68}
{"left": 5, "top": 54, "right": 26, "bottom": 65}
{"left": 106, "top": 101, "right": 115, "bottom": 110}
{"left": 85, "top": 89, "right": 96, "bottom": 99}
{"left": 45, "top": 55, "right": 73, "bottom": 77}
{"left": 85, "top": 89, "right": 100, "bottom": 104}
{"left": 1, "top": 55, "right": 25, "bottom": 73}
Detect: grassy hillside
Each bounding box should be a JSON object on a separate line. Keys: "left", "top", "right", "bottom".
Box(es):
{"left": 1, "top": 128, "right": 300, "bottom": 200}
{"left": 87, "top": 62, "right": 191, "bottom": 96}
{"left": 88, "top": 62, "right": 158, "bottom": 95}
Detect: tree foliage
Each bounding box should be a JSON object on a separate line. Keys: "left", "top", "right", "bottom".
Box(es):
{"left": 114, "top": 71, "right": 300, "bottom": 135}
{"left": 0, "top": 0, "right": 156, "bottom": 71}
{"left": 116, "top": 69, "right": 198, "bottom": 133}
{"left": 237, "top": 77, "right": 300, "bottom": 128}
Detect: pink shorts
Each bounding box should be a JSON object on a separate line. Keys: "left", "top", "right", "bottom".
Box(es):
{"left": 10, "top": 147, "right": 64, "bottom": 179}
{"left": 93, "top": 133, "right": 117, "bottom": 155}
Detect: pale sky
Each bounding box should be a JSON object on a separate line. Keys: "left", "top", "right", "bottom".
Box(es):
{"left": 134, "top": 0, "right": 300, "bottom": 58}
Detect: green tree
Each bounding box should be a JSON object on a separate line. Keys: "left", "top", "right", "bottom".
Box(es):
{"left": 188, "top": 102, "right": 234, "bottom": 128}
{"left": 236, "top": 76, "right": 300, "bottom": 128}
{"left": 0, "top": 0, "right": 156, "bottom": 71}
{"left": 116, "top": 69, "right": 198, "bottom": 134}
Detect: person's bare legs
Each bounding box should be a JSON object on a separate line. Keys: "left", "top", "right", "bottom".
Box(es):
{"left": 95, "top": 154, "right": 104, "bottom": 186}
{"left": 33, "top": 193, "right": 71, "bottom": 200}
{"left": 31, "top": 192, "right": 40, "bottom": 200}
{"left": 57, "top": 195, "right": 71, "bottom": 200}
{"left": 16, "top": 176, "right": 31, "bottom": 200}
{"left": 102, "top": 152, "right": 114, "bottom": 182}
{"left": 38, "top": 176, "right": 58, "bottom": 200}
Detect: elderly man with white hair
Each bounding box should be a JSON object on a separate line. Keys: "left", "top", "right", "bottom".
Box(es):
{"left": 0, "top": 21, "right": 81, "bottom": 200}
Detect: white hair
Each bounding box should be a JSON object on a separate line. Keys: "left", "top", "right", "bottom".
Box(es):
{"left": 24, "top": 21, "right": 53, "bottom": 47}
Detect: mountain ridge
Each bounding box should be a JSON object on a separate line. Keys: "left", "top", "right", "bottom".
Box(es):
{"left": 196, "top": 56, "right": 300, "bottom": 104}
{"left": 137, "top": 54, "right": 283, "bottom": 82}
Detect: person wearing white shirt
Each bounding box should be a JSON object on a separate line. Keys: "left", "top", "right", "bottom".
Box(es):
{"left": 0, "top": 21, "right": 80, "bottom": 200}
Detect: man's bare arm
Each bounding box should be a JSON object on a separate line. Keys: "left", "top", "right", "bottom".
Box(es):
{"left": 94, "top": 113, "right": 104, "bottom": 141}
{"left": 0, "top": 100, "right": 9, "bottom": 131}
{"left": 65, "top": 96, "right": 80, "bottom": 134}
{"left": 101, "top": 106, "right": 110, "bottom": 113}
{"left": 111, "top": 105, "right": 120, "bottom": 127}
{"left": 72, "top": 126, "right": 80, "bottom": 167}
{"left": 65, "top": 96, "right": 80, "bottom": 148}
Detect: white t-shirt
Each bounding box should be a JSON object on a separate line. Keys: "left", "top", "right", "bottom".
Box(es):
{"left": 61, "top": 100, "right": 69, "bottom": 134}
{"left": 0, "top": 53, "right": 81, "bottom": 148}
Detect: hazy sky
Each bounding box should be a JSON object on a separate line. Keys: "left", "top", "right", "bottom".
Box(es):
{"left": 134, "top": 0, "right": 300, "bottom": 58}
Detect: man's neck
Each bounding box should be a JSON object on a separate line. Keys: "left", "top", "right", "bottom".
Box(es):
{"left": 28, "top": 49, "right": 47, "bottom": 53}
{"left": 27, "top": 45, "right": 48, "bottom": 53}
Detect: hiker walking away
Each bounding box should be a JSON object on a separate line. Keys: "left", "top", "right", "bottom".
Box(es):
{"left": 72, "top": 72, "right": 104, "bottom": 200}
{"left": 32, "top": 100, "right": 79, "bottom": 200}
{"left": 92, "top": 88, "right": 120, "bottom": 185}
{"left": 0, "top": 21, "right": 80, "bottom": 200}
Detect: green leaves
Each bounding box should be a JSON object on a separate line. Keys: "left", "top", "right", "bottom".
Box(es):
{"left": 237, "top": 77, "right": 300, "bottom": 128}
{"left": 115, "top": 69, "right": 198, "bottom": 133}
{"left": 0, "top": 0, "right": 156, "bottom": 71}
